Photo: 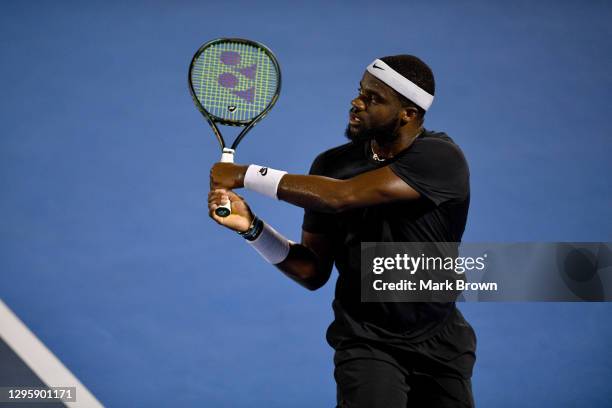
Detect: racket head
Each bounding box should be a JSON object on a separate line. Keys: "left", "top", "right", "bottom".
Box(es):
{"left": 188, "top": 38, "right": 281, "bottom": 128}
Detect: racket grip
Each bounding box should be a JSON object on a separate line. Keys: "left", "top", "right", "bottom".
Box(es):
{"left": 220, "top": 148, "right": 235, "bottom": 163}
{"left": 215, "top": 148, "right": 235, "bottom": 217}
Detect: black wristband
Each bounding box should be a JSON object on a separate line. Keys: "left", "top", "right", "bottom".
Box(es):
{"left": 238, "top": 216, "right": 264, "bottom": 241}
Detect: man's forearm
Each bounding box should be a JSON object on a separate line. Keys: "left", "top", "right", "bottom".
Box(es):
{"left": 209, "top": 162, "right": 351, "bottom": 212}
{"left": 277, "top": 174, "right": 350, "bottom": 213}
{"left": 211, "top": 162, "right": 413, "bottom": 213}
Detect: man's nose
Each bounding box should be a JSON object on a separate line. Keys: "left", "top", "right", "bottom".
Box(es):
{"left": 351, "top": 96, "right": 366, "bottom": 111}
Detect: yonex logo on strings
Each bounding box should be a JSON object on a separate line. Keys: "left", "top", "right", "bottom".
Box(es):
{"left": 217, "top": 51, "right": 257, "bottom": 107}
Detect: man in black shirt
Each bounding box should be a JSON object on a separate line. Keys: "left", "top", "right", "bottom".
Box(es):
{"left": 208, "top": 55, "right": 476, "bottom": 407}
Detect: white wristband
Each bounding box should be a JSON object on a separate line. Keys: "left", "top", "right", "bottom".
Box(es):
{"left": 244, "top": 165, "right": 287, "bottom": 199}
{"left": 247, "top": 222, "right": 291, "bottom": 265}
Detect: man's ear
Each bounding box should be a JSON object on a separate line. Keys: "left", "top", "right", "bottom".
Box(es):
{"left": 400, "top": 106, "right": 420, "bottom": 124}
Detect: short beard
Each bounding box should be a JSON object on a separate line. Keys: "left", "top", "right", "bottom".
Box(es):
{"left": 344, "top": 120, "right": 399, "bottom": 143}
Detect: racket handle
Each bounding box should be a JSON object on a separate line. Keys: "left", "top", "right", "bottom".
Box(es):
{"left": 215, "top": 148, "right": 235, "bottom": 217}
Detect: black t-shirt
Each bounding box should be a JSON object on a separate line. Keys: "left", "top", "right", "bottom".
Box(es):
{"left": 302, "top": 130, "right": 471, "bottom": 357}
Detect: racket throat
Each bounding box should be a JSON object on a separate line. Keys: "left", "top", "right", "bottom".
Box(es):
{"left": 220, "top": 148, "right": 235, "bottom": 163}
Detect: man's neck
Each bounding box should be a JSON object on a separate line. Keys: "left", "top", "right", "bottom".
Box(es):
{"left": 372, "top": 126, "right": 423, "bottom": 160}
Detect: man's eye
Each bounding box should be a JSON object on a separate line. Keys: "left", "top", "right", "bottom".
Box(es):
{"left": 356, "top": 89, "right": 379, "bottom": 104}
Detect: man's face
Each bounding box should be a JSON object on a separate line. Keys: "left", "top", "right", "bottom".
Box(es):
{"left": 345, "top": 71, "right": 404, "bottom": 142}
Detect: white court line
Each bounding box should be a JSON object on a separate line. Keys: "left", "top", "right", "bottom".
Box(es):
{"left": 0, "top": 299, "right": 104, "bottom": 407}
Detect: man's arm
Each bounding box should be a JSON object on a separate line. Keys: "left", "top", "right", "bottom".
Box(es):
{"left": 211, "top": 164, "right": 420, "bottom": 213}
{"left": 208, "top": 189, "right": 334, "bottom": 291}
{"left": 277, "top": 165, "right": 419, "bottom": 213}
{"left": 276, "top": 230, "right": 334, "bottom": 290}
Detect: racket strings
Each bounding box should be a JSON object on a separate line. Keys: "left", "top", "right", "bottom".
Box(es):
{"left": 190, "top": 41, "right": 278, "bottom": 123}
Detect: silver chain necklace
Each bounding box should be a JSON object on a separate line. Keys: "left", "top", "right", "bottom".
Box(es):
{"left": 371, "top": 144, "right": 386, "bottom": 162}
{"left": 370, "top": 130, "right": 423, "bottom": 162}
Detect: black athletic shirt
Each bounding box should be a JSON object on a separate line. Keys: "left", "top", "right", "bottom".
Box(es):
{"left": 302, "top": 129, "right": 474, "bottom": 376}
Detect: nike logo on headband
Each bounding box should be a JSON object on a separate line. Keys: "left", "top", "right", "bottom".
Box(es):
{"left": 372, "top": 63, "right": 385, "bottom": 70}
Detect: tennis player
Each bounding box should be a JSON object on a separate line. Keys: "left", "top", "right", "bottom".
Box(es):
{"left": 208, "top": 55, "right": 476, "bottom": 407}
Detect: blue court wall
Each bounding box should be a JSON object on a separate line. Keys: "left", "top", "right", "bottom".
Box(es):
{"left": 1, "top": 1, "right": 611, "bottom": 406}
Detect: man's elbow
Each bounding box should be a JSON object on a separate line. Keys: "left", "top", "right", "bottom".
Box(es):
{"left": 303, "top": 282, "right": 323, "bottom": 291}
{"left": 292, "top": 265, "right": 329, "bottom": 290}
{"left": 301, "top": 275, "right": 328, "bottom": 291}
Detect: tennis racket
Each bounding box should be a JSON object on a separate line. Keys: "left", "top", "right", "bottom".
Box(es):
{"left": 188, "top": 38, "right": 281, "bottom": 217}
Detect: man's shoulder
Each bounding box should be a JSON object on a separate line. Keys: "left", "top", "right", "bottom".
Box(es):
{"left": 315, "top": 141, "right": 360, "bottom": 162}
{"left": 420, "top": 129, "right": 458, "bottom": 147}
{"left": 414, "top": 129, "right": 467, "bottom": 160}
{"left": 309, "top": 141, "right": 362, "bottom": 175}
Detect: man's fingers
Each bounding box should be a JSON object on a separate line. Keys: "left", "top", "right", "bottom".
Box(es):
{"left": 208, "top": 197, "right": 229, "bottom": 211}
{"left": 208, "top": 189, "right": 230, "bottom": 205}
{"left": 207, "top": 189, "right": 248, "bottom": 227}
{"left": 225, "top": 190, "right": 244, "bottom": 201}
{"left": 207, "top": 190, "right": 233, "bottom": 225}
{"left": 209, "top": 189, "right": 241, "bottom": 208}
{"left": 208, "top": 191, "right": 222, "bottom": 202}
{"left": 208, "top": 194, "right": 229, "bottom": 205}
{"left": 209, "top": 209, "right": 226, "bottom": 225}
{"left": 208, "top": 202, "right": 226, "bottom": 224}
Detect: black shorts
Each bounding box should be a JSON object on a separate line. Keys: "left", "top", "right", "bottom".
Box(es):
{"left": 331, "top": 308, "right": 476, "bottom": 408}
{"left": 334, "top": 357, "right": 474, "bottom": 408}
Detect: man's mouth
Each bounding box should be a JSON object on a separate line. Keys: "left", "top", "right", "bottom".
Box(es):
{"left": 349, "top": 113, "right": 361, "bottom": 125}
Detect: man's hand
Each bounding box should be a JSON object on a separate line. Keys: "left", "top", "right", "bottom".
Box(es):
{"left": 210, "top": 163, "right": 248, "bottom": 190}
{"left": 208, "top": 189, "right": 254, "bottom": 232}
